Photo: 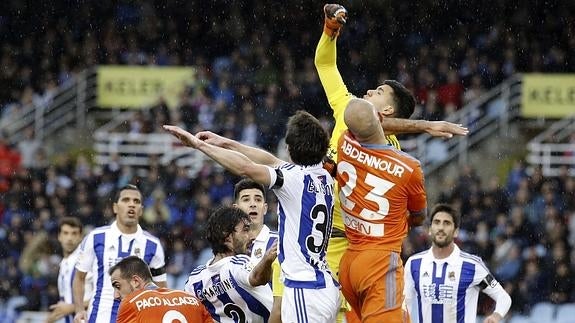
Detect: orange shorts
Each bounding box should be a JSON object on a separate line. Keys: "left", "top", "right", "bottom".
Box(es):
{"left": 339, "top": 249, "right": 409, "bottom": 323}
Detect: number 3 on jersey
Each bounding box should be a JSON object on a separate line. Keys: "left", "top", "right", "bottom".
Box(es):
{"left": 337, "top": 161, "right": 395, "bottom": 220}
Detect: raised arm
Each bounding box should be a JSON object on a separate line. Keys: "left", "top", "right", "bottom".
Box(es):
{"left": 164, "top": 126, "right": 273, "bottom": 186}
{"left": 196, "top": 131, "right": 283, "bottom": 167}
{"left": 315, "top": 4, "right": 352, "bottom": 145}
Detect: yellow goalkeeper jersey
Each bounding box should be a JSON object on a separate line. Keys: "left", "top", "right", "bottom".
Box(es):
{"left": 315, "top": 32, "right": 400, "bottom": 232}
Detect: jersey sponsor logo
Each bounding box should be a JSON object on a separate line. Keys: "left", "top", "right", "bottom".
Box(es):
{"left": 343, "top": 211, "right": 384, "bottom": 237}
{"left": 340, "top": 141, "right": 405, "bottom": 177}
{"left": 135, "top": 295, "right": 199, "bottom": 311}
{"left": 422, "top": 283, "right": 455, "bottom": 304}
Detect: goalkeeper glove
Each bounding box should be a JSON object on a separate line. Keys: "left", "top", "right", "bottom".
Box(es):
{"left": 323, "top": 3, "right": 348, "bottom": 40}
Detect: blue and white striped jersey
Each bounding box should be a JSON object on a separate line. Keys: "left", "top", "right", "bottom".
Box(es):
{"left": 184, "top": 254, "right": 273, "bottom": 323}
{"left": 57, "top": 246, "right": 94, "bottom": 323}
{"left": 268, "top": 162, "right": 338, "bottom": 289}
{"left": 404, "top": 245, "right": 502, "bottom": 323}
{"left": 249, "top": 225, "right": 278, "bottom": 264}
{"left": 75, "top": 221, "right": 166, "bottom": 323}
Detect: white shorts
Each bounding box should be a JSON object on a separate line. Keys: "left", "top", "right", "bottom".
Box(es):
{"left": 281, "top": 285, "right": 341, "bottom": 323}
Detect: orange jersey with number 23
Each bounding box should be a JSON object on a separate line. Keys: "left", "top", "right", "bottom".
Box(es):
{"left": 336, "top": 131, "right": 427, "bottom": 252}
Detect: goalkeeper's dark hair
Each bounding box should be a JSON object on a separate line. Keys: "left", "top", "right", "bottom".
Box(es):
{"left": 429, "top": 203, "right": 461, "bottom": 229}
{"left": 383, "top": 80, "right": 416, "bottom": 119}
{"left": 285, "top": 110, "right": 329, "bottom": 166}
{"left": 205, "top": 206, "right": 250, "bottom": 255}
{"left": 108, "top": 256, "right": 153, "bottom": 282}
{"left": 234, "top": 178, "right": 266, "bottom": 202}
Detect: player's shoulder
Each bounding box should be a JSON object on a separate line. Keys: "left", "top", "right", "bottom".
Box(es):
{"left": 141, "top": 229, "right": 162, "bottom": 244}
{"left": 89, "top": 224, "right": 112, "bottom": 235}
{"left": 230, "top": 254, "right": 251, "bottom": 266}
{"left": 387, "top": 147, "right": 422, "bottom": 168}
{"left": 406, "top": 249, "right": 428, "bottom": 262}
{"left": 268, "top": 230, "right": 278, "bottom": 238}
{"left": 278, "top": 162, "right": 297, "bottom": 171}
{"left": 459, "top": 250, "right": 487, "bottom": 266}
{"left": 189, "top": 264, "right": 207, "bottom": 277}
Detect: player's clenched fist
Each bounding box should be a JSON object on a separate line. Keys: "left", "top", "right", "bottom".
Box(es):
{"left": 323, "top": 3, "right": 348, "bottom": 39}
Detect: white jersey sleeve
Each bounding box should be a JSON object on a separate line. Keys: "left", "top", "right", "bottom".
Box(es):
{"left": 75, "top": 232, "right": 95, "bottom": 273}
{"left": 229, "top": 255, "right": 256, "bottom": 288}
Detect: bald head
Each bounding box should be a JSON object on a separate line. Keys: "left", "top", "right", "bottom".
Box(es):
{"left": 344, "top": 98, "right": 385, "bottom": 142}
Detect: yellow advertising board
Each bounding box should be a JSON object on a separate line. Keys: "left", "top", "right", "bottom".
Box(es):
{"left": 97, "top": 66, "right": 195, "bottom": 108}
{"left": 522, "top": 74, "right": 575, "bottom": 118}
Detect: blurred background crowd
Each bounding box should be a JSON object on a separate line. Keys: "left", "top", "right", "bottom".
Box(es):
{"left": 0, "top": 0, "right": 574, "bottom": 319}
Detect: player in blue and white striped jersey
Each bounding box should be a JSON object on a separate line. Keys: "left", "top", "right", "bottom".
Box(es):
{"left": 47, "top": 217, "right": 93, "bottom": 323}
{"left": 72, "top": 184, "right": 167, "bottom": 323}
{"left": 232, "top": 178, "right": 278, "bottom": 264}
{"left": 165, "top": 110, "right": 340, "bottom": 322}
{"left": 404, "top": 204, "right": 511, "bottom": 323}
{"left": 184, "top": 206, "right": 276, "bottom": 322}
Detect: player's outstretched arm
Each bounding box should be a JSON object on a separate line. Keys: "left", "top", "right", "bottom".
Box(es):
{"left": 315, "top": 4, "right": 350, "bottom": 116}
{"left": 196, "top": 130, "right": 284, "bottom": 167}
{"left": 381, "top": 118, "right": 469, "bottom": 138}
{"left": 164, "top": 125, "right": 273, "bottom": 186}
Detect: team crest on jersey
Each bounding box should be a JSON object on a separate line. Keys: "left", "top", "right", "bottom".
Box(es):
{"left": 254, "top": 248, "right": 263, "bottom": 259}
{"left": 448, "top": 271, "right": 455, "bottom": 281}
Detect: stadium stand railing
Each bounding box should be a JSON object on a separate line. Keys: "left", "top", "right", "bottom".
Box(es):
{"left": 1, "top": 68, "right": 97, "bottom": 144}
{"left": 402, "top": 74, "right": 524, "bottom": 174}
{"left": 526, "top": 114, "right": 575, "bottom": 177}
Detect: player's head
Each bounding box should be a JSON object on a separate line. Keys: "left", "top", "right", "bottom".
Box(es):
{"left": 205, "top": 206, "right": 252, "bottom": 256}
{"left": 58, "top": 217, "right": 83, "bottom": 256}
{"left": 429, "top": 203, "right": 460, "bottom": 248}
{"left": 285, "top": 110, "right": 329, "bottom": 166}
{"left": 113, "top": 184, "right": 143, "bottom": 228}
{"left": 233, "top": 178, "right": 268, "bottom": 233}
{"left": 109, "top": 256, "right": 153, "bottom": 300}
{"left": 363, "top": 80, "right": 415, "bottom": 119}
{"left": 344, "top": 98, "right": 385, "bottom": 142}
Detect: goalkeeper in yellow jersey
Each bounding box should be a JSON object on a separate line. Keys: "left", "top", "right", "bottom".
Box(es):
{"left": 269, "top": 4, "right": 469, "bottom": 323}
{"left": 317, "top": 4, "right": 469, "bottom": 323}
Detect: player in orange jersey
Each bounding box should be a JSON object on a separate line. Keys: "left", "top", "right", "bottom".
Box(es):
{"left": 110, "top": 256, "right": 212, "bottom": 323}
{"left": 337, "top": 98, "right": 427, "bottom": 323}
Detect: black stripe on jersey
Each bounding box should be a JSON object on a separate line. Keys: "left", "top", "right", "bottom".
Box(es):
{"left": 272, "top": 169, "right": 284, "bottom": 189}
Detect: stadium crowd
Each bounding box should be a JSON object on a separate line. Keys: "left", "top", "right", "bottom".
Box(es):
{"left": 0, "top": 0, "right": 574, "bottom": 320}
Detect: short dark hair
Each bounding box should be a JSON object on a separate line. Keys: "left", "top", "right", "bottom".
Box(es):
{"left": 429, "top": 203, "right": 461, "bottom": 229}
{"left": 383, "top": 80, "right": 415, "bottom": 119}
{"left": 114, "top": 184, "right": 141, "bottom": 202}
{"left": 108, "top": 255, "right": 153, "bottom": 282}
{"left": 58, "top": 217, "right": 83, "bottom": 233}
{"left": 234, "top": 178, "right": 266, "bottom": 202}
{"left": 285, "top": 110, "right": 329, "bottom": 166}
{"left": 205, "top": 206, "right": 250, "bottom": 255}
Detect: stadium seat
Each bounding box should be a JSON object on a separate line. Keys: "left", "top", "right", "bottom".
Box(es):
{"left": 529, "top": 302, "right": 556, "bottom": 322}
{"left": 555, "top": 303, "right": 575, "bottom": 323}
